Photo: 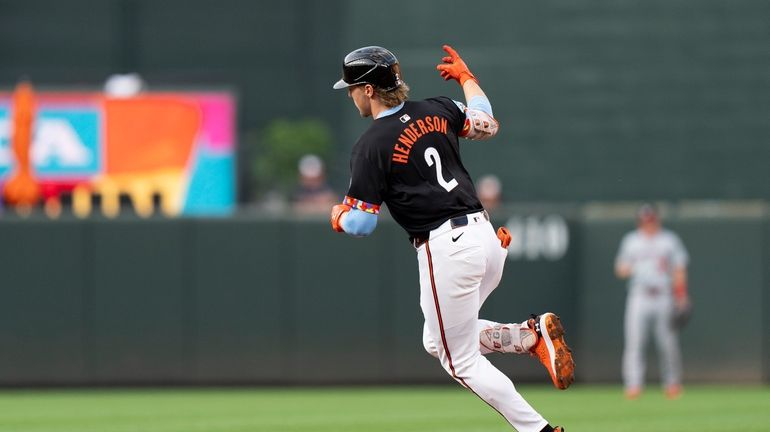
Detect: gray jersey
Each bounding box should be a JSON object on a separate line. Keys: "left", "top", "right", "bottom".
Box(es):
{"left": 615, "top": 229, "right": 689, "bottom": 295}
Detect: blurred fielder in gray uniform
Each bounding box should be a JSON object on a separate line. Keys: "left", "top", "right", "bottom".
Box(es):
{"left": 614, "top": 204, "right": 690, "bottom": 399}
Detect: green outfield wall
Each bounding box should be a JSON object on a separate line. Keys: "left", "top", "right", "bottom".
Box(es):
{"left": 0, "top": 212, "right": 767, "bottom": 385}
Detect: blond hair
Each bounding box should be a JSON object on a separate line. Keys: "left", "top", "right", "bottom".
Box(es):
{"left": 375, "top": 82, "right": 410, "bottom": 108}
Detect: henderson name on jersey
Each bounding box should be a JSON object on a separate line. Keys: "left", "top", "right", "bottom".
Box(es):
{"left": 346, "top": 96, "right": 483, "bottom": 237}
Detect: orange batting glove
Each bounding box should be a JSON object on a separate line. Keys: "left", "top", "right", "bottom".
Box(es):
{"left": 436, "top": 44, "right": 478, "bottom": 86}
{"left": 497, "top": 226, "right": 511, "bottom": 248}
{"left": 330, "top": 204, "right": 352, "bottom": 232}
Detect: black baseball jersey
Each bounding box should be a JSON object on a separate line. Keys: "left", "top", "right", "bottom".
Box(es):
{"left": 346, "top": 96, "right": 483, "bottom": 237}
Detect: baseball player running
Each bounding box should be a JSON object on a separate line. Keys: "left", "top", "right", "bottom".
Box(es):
{"left": 330, "top": 45, "right": 574, "bottom": 432}
{"left": 615, "top": 204, "right": 690, "bottom": 399}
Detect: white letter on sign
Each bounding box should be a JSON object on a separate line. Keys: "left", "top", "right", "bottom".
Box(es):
{"left": 33, "top": 119, "right": 92, "bottom": 166}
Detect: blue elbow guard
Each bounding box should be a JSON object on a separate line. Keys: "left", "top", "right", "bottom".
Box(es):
{"left": 341, "top": 209, "right": 378, "bottom": 237}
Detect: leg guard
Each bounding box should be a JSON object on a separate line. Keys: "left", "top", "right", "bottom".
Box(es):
{"left": 480, "top": 323, "right": 537, "bottom": 354}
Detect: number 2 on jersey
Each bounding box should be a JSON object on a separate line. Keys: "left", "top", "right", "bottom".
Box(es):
{"left": 424, "top": 147, "right": 458, "bottom": 192}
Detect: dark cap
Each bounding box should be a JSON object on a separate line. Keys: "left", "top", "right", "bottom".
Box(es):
{"left": 332, "top": 46, "right": 403, "bottom": 91}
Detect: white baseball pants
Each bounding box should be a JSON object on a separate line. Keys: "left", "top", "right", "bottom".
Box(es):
{"left": 623, "top": 289, "right": 682, "bottom": 390}
{"left": 416, "top": 212, "right": 548, "bottom": 432}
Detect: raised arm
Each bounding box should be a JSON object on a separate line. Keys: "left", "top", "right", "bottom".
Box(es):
{"left": 436, "top": 44, "right": 499, "bottom": 140}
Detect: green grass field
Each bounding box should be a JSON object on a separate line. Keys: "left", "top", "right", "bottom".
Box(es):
{"left": 0, "top": 385, "right": 767, "bottom": 432}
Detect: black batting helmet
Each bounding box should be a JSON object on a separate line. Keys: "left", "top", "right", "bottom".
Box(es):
{"left": 332, "top": 46, "right": 403, "bottom": 91}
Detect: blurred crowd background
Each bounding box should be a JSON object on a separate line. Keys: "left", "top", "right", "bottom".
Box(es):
{"left": 0, "top": 0, "right": 768, "bottom": 387}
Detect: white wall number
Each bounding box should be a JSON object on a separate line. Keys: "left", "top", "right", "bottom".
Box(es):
{"left": 424, "top": 147, "right": 458, "bottom": 192}
{"left": 505, "top": 215, "right": 570, "bottom": 261}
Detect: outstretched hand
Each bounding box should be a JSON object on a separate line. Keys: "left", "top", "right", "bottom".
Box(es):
{"left": 436, "top": 45, "right": 478, "bottom": 86}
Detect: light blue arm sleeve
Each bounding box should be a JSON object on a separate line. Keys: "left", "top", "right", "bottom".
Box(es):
{"left": 453, "top": 96, "right": 494, "bottom": 117}
{"left": 467, "top": 95, "right": 493, "bottom": 117}
{"left": 341, "top": 209, "right": 378, "bottom": 237}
